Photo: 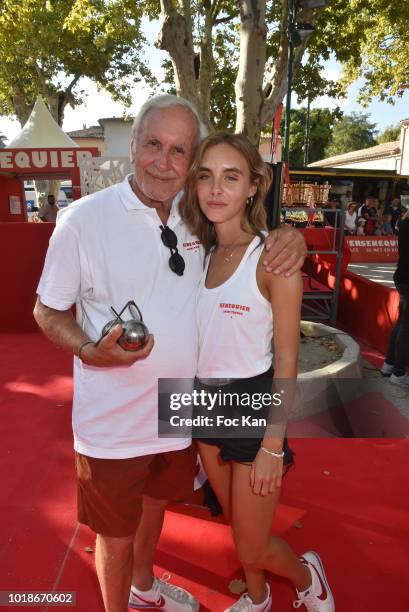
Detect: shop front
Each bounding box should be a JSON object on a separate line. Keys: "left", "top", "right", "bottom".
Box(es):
{"left": 0, "top": 147, "right": 99, "bottom": 222}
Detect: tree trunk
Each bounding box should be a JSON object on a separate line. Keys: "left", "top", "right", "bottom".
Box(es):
{"left": 157, "top": 0, "right": 200, "bottom": 108}
{"left": 197, "top": 2, "right": 215, "bottom": 125}
{"left": 11, "top": 84, "right": 32, "bottom": 126}
{"left": 47, "top": 93, "right": 66, "bottom": 127}
{"left": 234, "top": 0, "right": 267, "bottom": 144}
{"left": 262, "top": 43, "right": 308, "bottom": 128}
{"left": 261, "top": 1, "right": 326, "bottom": 127}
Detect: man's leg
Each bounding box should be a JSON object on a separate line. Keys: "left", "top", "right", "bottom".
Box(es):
{"left": 132, "top": 495, "right": 168, "bottom": 590}
{"left": 128, "top": 447, "right": 199, "bottom": 611}
{"left": 75, "top": 452, "right": 152, "bottom": 610}
{"left": 95, "top": 532, "right": 135, "bottom": 612}
{"left": 384, "top": 319, "right": 400, "bottom": 367}
{"left": 393, "top": 284, "right": 409, "bottom": 375}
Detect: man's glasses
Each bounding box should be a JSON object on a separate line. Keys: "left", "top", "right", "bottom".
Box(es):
{"left": 159, "top": 225, "right": 185, "bottom": 276}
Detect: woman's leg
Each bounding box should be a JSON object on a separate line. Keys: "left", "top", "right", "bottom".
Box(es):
{"left": 197, "top": 441, "right": 232, "bottom": 521}
{"left": 231, "top": 462, "right": 311, "bottom": 604}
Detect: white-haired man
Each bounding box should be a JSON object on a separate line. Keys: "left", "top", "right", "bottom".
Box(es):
{"left": 34, "top": 95, "right": 306, "bottom": 612}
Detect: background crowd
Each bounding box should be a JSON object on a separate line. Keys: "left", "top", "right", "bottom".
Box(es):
{"left": 341, "top": 195, "right": 407, "bottom": 236}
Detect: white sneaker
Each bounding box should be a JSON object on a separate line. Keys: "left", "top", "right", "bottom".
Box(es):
{"left": 293, "top": 551, "right": 334, "bottom": 611}
{"left": 224, "top": 584, "right": 271, "bottom": 612}
{"left": 380, "top": 362, "right": 394, "bottom": 376}
{"left": 389, "top": 373, "right": 409, "bottom": 388}
{"left": 129, "top": 574, "right": 199, "bottom": 610}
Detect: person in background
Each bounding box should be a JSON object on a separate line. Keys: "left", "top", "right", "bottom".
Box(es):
{"left": 344, "top": 202, "right": 357, "bottom": 235}
{"left": 396, "top": 207, "right": 408, "bottom": 233}
{"left": 324, "top": 200, "right": 339, "bottom": 228}
{"left": 368, "top": 198, "right": 379, "bottom": 217}
{"left": 356, "top": 218, "right": 366, "bottom": 236}
{"left": 364, "top": 212, "right": 376, "bottom": 236}
{"left": 374, "top": 211, "right": 383, "bottom": 236}
{"left": 381, "top": 209, "right": 409, "bottom": 386}
{"left": 357, "top": 195, "right": 374, "bottom": 218}
{"left": 384, "top": 196, "right": 401, "bottom": 233}
{"left": 38, "top": 194, "right": 59, "bottom": 222}
{"left": 381, "top": 212, "right": 394, "bottom": 236}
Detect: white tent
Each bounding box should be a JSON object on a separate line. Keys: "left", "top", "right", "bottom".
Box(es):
{"left": 7, "top": 96, "right": 78, "bottom": 148}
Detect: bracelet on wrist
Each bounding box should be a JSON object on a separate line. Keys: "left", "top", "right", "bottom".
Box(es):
{"left": 77, "top": 340, "right": 94, "bottom": 362}
{"left": 260, "top": 446, "right": 284, "bottom": 459}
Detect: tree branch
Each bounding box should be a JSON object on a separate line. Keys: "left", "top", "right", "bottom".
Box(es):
{"left": 214, "top": 14, "right": 235, "bottom": 25}
{"left": 210, "top": 0, "right": 222, "bottom": 19}
{"left": 33, "top": 61, "right": 48, "bottom": 95}
{"left": 65, "top": 75, "right": 80, "bottom": 98}
{"left": 156, "top": 0, "right": 199, "bottom": 107}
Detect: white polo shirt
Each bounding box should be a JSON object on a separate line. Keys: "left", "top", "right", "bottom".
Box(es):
{"left": 37, "top": 176, "right": 204, "bottom": 458}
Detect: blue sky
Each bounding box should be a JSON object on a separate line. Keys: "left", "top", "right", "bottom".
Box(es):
{"left": 309, "top": 56, "right": 409, "bottom": 130}
{"left": 1, "top": 18, "right": 408, "bottom": 143}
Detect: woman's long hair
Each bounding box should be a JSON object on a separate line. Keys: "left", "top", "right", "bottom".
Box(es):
{"left": 180, "top": 132, "right": 270, "bottom": 253}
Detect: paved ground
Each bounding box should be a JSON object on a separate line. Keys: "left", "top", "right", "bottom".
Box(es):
{"left": 362, "top": 358, "right": 409, "bottom": 424}
{"left": 348, "top": 262, "right": 396, "bottom": 287}
{"left": 347, "top": 264, "right": 408, "bottom": 421}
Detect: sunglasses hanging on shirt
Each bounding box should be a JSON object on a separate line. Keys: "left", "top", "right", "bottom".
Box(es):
{"left": 159, "top": 225, "right": 185, "bottom": 276}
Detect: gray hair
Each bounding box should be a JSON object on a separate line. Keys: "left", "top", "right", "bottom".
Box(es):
{"left": 130, "top": 94, "right": 208, "bottom": 161}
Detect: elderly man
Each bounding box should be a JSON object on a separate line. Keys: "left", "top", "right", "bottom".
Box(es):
{"left": 34, "top": 95, "right": 306, "bottom": 612}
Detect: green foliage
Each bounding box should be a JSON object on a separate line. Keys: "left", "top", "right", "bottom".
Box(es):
{"left": 284, "top": 106, "right": 343, "bottom": 166}
{"left": 311, "top": 0, "right": 409, "bottom": 105}
{"left": 155, "top": 0, "right": 409, "bottom": 134}
{"left": 377, "top": 124, "right": 401, "bottom": 144}
{"left": 3, "top": 0, "right": 407, "bottom": 135}
{"left": 324, "top": 112, "right": 378, "bottom": 157}
{"left": 209, "top": 24, "right": 238, "bottom": 130}
{"left": 0, "top": 0, "right": 154, "bottom": 121}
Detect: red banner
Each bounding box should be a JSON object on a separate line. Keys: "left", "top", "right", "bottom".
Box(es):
{"left": 0, "top": 148, "right": 98, "bottom": 172}
{"left": 346, "top": 236, "right": 398, "bottom": 262}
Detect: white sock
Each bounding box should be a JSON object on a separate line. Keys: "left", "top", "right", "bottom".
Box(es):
{"left": 131, "top": 580, "right": 155, "bottom": 597}
{"left": 249, "top": 584, "right": 270, "bottom": 610}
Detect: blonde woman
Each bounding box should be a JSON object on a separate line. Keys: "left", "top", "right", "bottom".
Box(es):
{"left": 181, "top": 132, "right": 334, "bottom": 612}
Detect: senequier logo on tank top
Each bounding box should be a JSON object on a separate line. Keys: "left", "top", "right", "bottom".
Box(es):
{"left": 219, "top": 302, "right": 251, "bottom": 316}
{"left": 183, "top": 240, "right": 201, "bottom": 251}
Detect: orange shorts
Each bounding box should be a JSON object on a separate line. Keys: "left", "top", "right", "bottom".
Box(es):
{"left": 75, "top": 445, "right": 197, "bottom": 537}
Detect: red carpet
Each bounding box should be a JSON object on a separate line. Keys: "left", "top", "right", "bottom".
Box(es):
{"left": 0, "top": 333, "right": 408, "bottom": 611}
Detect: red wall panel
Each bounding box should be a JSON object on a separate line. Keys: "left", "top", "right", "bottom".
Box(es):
{"left": 0, "top": 177, "right": 26, "bottom": 222}
{"left": 0, "top": 222, "right": 54, "bottom": 331}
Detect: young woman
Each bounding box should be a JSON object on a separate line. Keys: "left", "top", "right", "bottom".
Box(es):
{"left": 181, "top": 132, "right": 335, "bottom": 612}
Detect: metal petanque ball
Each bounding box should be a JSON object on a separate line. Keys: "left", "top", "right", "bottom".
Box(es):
{"left": 118, "top": 319, "right": 149, "bottom": 351}
{"left": 100, "top": 300, "right": 150, "bottom": 352}
{"left": 101, "top": 319, "right": 149, "bottom": 351}
{"left": 101, "top": 320, "right": 117, "bottom": 338}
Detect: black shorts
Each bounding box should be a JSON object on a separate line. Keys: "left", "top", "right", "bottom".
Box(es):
{"left": 198, "top": 435, "right": 294, "bottom": 465}
{"left": 194, "top": 367, "right": 294, "bottom": 465}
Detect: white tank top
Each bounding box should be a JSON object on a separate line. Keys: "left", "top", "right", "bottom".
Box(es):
{"left": 197, "top": 235, "right": 273, "bottom": 379}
